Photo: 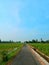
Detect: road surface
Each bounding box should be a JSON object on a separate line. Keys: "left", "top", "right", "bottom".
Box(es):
{"left": 11, "top": 45, "right": 41, "bottom": 65}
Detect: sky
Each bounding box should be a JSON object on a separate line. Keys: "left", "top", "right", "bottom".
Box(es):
{"left": 0, "top": 0, "right": 49, "bottom": 41}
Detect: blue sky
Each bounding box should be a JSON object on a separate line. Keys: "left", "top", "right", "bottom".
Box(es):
{"left": 0, "top": 0, "right": 49, "bottom": 41}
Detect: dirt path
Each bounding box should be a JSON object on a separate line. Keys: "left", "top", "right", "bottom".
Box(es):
{"left": 10, "top": 45, "right": 41, "bottom": 65}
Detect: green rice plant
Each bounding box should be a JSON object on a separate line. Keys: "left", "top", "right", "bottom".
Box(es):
{"left": 2, "top": 51, "right": 8, "bottom": 62}
{"left": 30, "top": 43, "right": 49, "bottom": 56}
{"left": 0, "top": 43, "right": 23, "bottom": 65}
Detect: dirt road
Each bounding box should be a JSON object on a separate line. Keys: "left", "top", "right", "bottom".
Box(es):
{"left": 10, "top": 45, "right": 41, "bottom": 65}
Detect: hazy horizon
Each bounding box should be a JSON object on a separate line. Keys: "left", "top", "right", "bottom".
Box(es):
{"left": 0, "top": 0, "right": 49, "bottom": 41}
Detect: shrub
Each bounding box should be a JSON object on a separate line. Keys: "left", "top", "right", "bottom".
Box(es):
{"left": 2, "top": 51, "right": 8, "bottom": 62}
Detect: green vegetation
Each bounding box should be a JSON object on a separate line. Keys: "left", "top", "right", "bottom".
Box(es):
{"left": 25, "top": 38, "right": 49, "bottom": 43}
{"left": 30, "top": 43, "right": 49, "bottom": 56}
{"left": 0, "top": 43, "right": 23, "bottom": 65}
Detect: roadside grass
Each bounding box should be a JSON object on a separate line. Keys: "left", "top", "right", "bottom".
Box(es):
{"left": 30, "top": 43, "right": 49, "bottom": 56}
{"left": 0, "top": 43, "right": 23, "bottom": 65}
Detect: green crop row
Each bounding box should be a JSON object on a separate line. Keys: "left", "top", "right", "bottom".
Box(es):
{"left": 30, "top": 43, "right": 49, "bottom": 56}
{"left": 0, "top": 43, "right": 23, "bottom": 65}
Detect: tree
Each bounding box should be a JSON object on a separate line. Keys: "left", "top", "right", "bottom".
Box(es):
{"left": 32, "top": 39, "right": 36, "bottom": 43}
{"left": 36, "top": 39, "right": 39, "bottom": 43}
{"left": 41, "top": 38, "right": 45, "bottom": 43}
{"left": 46, "top": 40, "right": 49, "bottom": 43}
{"left": 0, "top": 39, "right": 1, "bottom": 43}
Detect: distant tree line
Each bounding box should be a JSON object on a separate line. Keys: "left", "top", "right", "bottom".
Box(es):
{"left": 0, "top": 40, "right": 14, "bottom": 43}
{"left": 24, "top": 38, "right": 49, "bottom": 43}
{"left": 0, "top": 39, "right": 22, "bottom": 43}
{"left": 0, "top": 38, "right": 49, "bottom": 43}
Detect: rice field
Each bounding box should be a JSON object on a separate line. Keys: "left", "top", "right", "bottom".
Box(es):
{"left": 30, "top": 43, "right": 49, "bottom": 56}
{"left": 0, "top": 43, "right": 23, "bottom": 65}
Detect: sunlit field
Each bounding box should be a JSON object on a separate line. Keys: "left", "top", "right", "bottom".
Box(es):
{"left": 30, "top": 43, "right": 49, "bottom": 56}
{"left": 0, "top": 43, "right": 23, "bottom": 65}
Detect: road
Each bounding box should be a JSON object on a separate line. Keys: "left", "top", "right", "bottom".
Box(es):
{"left": 11, "top": 45, "right": 41, "bottom": 65}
